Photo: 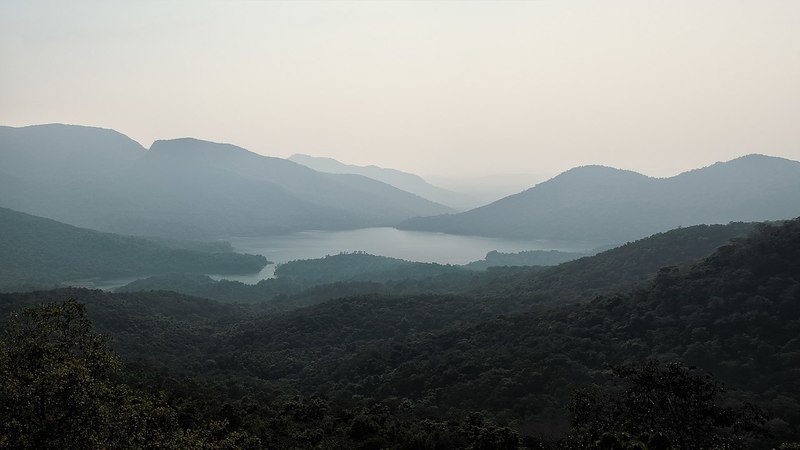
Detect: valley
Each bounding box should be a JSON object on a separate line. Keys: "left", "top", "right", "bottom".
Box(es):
{"left": 2, "top": 3, "right": 799, "bottom": 447}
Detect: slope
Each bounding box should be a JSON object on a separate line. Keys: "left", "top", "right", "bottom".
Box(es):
{"left": 117, "top": 221, "right": 756, "bottom": 307}
{"left": 225, "top": 218, "right": 800, "bottom": 442}
{"left": 0, "top": 124, "right": 451, "bottom": 238}
{"left": 290, "top": 153, "right": 474, "bottom": 210}
{"left": 399, "top": 156, "right": 800, "bottom": 243}
{"left": 1, "top": 219, "right": 797, "bottom": 445}
{"left": 0, "top": 207, "right": 267, "bottom": 290}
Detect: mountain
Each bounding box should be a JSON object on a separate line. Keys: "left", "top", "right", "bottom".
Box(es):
{"left": 0, "top": 124, "right": 148, "bottom": 229}
{"left": 289, "top": 153, "right": 476, "bottom": 210}
{"left": 0, "top": 206, "right": 267, "bottom": 291}
{"left": 0, "top": 124, "right": 451, "bottom": 238}
{"left": 398, "top": 155, "right": 800, "bottom": 244}
{"left": 427, "top": 172, "right": 550, "bottom": 207}
{"left": 1, "top": 218, "right": 797, "bottom": 446}
{"left": 235, "top": 217, "right": 797, "bottom": 443}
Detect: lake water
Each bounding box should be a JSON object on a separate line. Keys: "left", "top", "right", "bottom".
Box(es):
{"left": 208, "top": 227, "right": 593, "bottom": 284}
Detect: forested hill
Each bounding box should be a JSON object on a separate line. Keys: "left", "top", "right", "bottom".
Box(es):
{"left": 0, "top": 206, "right": 267, "bottom": 291}
{"left": 117, "top": 223, "right": 755, "bottom": 310}
{"left": 220, "top": 217, "right": 800, "bottom": 444}
{"left": 398, "top": 154, "right": 800, "bottom": 243}
{"left": 0, "top": 124, "right": 451, "bottom": 239}
{"left": 274, "top": 252, "right": 465, "bottom": 285}
{"left": 117, "top": 221, "right": 758, "bottom": 307}
{"left": 0, "top": 219, "right": 798, "bottom": 447}
{"left": 485, "top": 221, "right": 760, "bottom": 301}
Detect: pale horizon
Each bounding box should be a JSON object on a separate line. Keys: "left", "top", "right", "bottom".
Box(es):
{"left": 2, "top": 1, "right": 799, "bottom": 179}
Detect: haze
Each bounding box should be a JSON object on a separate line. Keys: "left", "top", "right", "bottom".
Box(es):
{"left": 1, "top": 1, "right": 799, "bottom": 178}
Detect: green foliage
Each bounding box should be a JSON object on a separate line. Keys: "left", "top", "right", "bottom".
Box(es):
{"left": 0, "top": 299, "right": 123, "bottom": 448}
{"left": 568, "top": 361, "right": 766, "bottom": 449}
{"left": 1, "top": 219, "right": 799, "bottom": 447}
{"left": 594, "top": 432, "right": 672, "bottom": 450}
{"left": 119, "top": 222, "right": 756, "bottom": 307}
{"left": 0, "top": 299, "right": 256, "bottom": 449}
{"left": 275, "top": 251, "right": 465, "bottom": 285}
{"left": 496, "top": 222, "right": 759, "bottom": 301}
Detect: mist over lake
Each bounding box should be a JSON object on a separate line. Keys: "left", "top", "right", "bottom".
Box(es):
{"left": 209, "top": 227, "right": 595, "bottom": 284}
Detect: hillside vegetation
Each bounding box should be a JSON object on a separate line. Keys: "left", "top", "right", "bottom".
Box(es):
{"left": 1, "top": 218, "right": 797, "bottom": 448}
{"left": 119, "top": 222, "right": 757, "bottom": 308}
{"left": 0, "top": 207, "right": 267, "bottom": 291}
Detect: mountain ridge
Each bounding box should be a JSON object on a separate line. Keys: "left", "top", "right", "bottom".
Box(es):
{"left": 289, "top": 153, "right": 476, "bottom": 210}
{"left": 398, "top": 154, "right": 800, "bottom": 243}
{"left": 0, "top": 124, "right": 451, "bottom": 238}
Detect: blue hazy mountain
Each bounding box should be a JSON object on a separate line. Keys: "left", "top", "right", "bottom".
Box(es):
{"left": 289, "top": 153, "right": 476, "bottom": 210}
{"left": 399, "top": 155, "right": 800, "bottom": 244}
{"left": 0, "top": 124, "right": 452, "bottom": 238}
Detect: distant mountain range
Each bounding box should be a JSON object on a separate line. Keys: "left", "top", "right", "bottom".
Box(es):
{"left": 0, "top": 124, "right": 451, "bottom": 238}
{"left": 289, "top": 153, "right": 476, "bottom": 210}
{"left": 5, "top": 124, "right": 797, "bottom": 244}
{"left": 398, "top": 154, "right": 800, "bottom": 244}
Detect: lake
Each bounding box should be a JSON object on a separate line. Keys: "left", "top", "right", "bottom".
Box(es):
{"left": 208, "top": 227, "right": 594, "bottom": 284}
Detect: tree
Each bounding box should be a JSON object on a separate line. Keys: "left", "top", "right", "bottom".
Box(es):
{"left": 0, "top": 299, "right": 257, "bottom": 449}
{"left": 0, "top": 299, "right": 128, "bottom": 448}
{"left": 567, "top": 361, "right": 767, "bottom": 449}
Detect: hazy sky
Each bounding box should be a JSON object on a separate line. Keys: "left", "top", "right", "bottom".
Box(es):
{"left": 1, "top": 1, "right": 799, "bottom": 178}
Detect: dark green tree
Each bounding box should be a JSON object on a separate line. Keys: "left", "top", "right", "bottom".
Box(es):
{"left": 0, "top": 299, "right": 256, "bottom": 449}
{"left": 567, "top": 361, "right": 766, "bottom": 450}
{"left": 0, "top": 299, "right": 129, "bottom": 448}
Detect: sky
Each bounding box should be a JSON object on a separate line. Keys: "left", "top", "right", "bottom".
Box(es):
{"left": 1, "top": 1, "right": 799, "bottom": 179}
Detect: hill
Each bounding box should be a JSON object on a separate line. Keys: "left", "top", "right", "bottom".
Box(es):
{"left": 290, "top": 153, "right": 475, "bottom": 210}
{"left": 485, "top": 221, "right": 760, "bottom": 301}
{"left": 398, "top": 155, "right": 800, "bottom": 243}
{"left": 1, "top": 218, "right": 797, "bottom": 446}
{"left": 116, "top": 252, "right": 467, "bottom": 306}
{"left": 0, "top": 206, "right": 267, "bottom": 290}
{"left": 201, "top": 217, "right": 800, "bottom": 445}
{"left": 118, "top": 221, "right": 756, "bottom": 308}
{"left": 0, "top": 124, "right": 451, "bottom": 238}
{"left": 463, "top": 249, "right": 592, "bottom": 270}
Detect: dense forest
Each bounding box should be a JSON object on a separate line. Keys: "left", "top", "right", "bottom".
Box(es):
{"left": 117, "top": 222, "right": 757, "bottom": 308}
{"left": 1, "top": 218, "right": 797, "bottom": 448}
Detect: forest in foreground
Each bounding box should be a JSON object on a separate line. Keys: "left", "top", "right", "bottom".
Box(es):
{"left": 0, "top": 218, "right": 798, "bottom": 449}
